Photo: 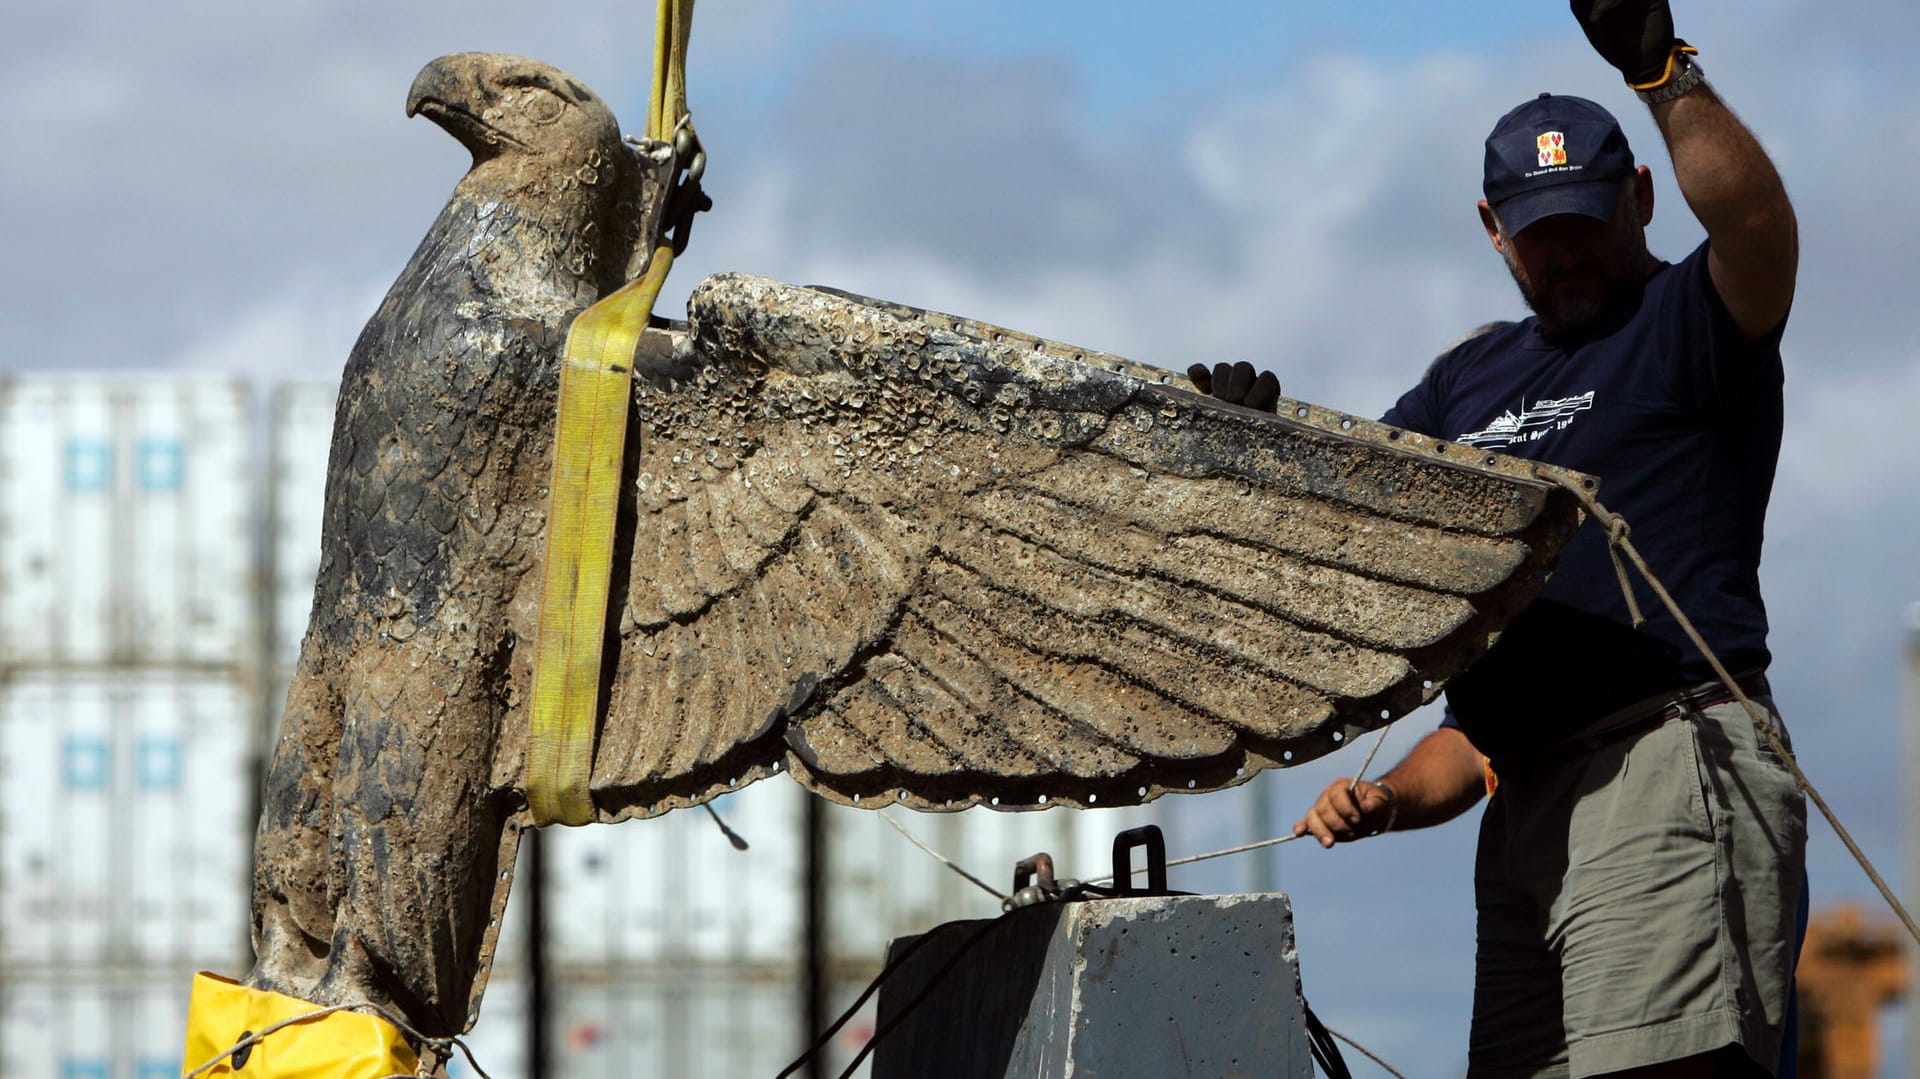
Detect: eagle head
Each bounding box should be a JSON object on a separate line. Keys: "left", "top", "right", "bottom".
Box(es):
{"left": 405, "top": 52, "right": 652, "bottom": 295}
{"left": 406, "top": 52, "right": 623, "bottom": 171}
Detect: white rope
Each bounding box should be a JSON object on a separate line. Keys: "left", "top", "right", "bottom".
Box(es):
{"left": 1324, "top": 1023, "right": 1412, "bottom": 1079}
{"left": 879, "top": 809, "right": 1009, "bottom": 901}
{"left": 1348, "top": 725, "right": 1393, "bottom": 794}
{"left": 1086, "top": 832, "right": 1307, "bottom": 886}
{"left": 1546, "top": 470, "right": 1920, "bottom": 949}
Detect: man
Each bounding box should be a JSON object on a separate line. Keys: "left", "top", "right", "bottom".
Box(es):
{"left": 1199, "top": 3, "right": 1805, "bottom": 1076}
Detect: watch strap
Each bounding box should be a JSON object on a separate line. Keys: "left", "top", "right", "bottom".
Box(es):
{"left": 1636, "top": 49, "right": 1706, "bottom": 105}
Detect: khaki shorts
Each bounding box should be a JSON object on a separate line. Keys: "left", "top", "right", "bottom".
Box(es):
{"left": 1468, "top": 695, "right": 1806, "bottom": 1078}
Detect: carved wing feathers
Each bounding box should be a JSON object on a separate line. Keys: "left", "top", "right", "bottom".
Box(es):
{"left": 581, "top": 274, "right": 1582, "bottom": 821}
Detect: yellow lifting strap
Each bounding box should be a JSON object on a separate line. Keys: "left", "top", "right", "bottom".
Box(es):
{"left": 526, "top": 0, "right": 697, "bottom": 827}
{"left": 650, "top": 0, "right": 696, "bottom": 143}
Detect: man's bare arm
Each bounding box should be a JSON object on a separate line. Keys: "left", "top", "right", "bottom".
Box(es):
{"left": 1571, "top": 1, "right": 1797, "bottom": 338}
{"left": 1293, "top": 727, "right": 1487, "bottom": 848}
{"left": 1651, "top": 84, "right": 1799, "bottom": 339}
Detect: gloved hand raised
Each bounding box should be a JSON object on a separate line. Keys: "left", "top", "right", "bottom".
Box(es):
{"left": 1569, "top": 0, "right": 1693, "bottom": 88}
{"left": 1187, "top": 360, "right": 1281, "bottom": 413}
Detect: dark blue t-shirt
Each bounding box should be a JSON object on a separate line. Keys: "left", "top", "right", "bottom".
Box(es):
{"left": 1381, "top": 242, "right": 1784, "bottom": 758}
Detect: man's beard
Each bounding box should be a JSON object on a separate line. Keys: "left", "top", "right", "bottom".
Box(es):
{"left": 1504, "top": 249, "right": 1637, "bottom": 334}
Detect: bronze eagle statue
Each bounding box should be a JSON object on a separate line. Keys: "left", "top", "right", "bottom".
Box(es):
{"left": 242, "top": 52, "right": 1584, "bottom": 1043}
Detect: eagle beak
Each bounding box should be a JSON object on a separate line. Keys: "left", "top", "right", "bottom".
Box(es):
{"left": 405, "top": 55, "right": 463, "bottom": 120}
{"left": 405, "top": 54, "right": 528, "bottom": 159}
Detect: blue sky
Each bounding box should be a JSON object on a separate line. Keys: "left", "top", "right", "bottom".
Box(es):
{"left": 4, "top": 1, "right": 1917, "bottom": 1073}
{"left": 717, "top": 0, "right": 1572, "bottom": 117}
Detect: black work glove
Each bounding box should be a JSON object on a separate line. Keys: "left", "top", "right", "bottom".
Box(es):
{"left": 1187, "top": 360, "right": 1281, "bottom": 413}
{"left": 1569, "top": 0, "right": 1691, "bottom": 87}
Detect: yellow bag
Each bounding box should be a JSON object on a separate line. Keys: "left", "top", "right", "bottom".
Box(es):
{"left": 180, "top": 973, "right": 418, "bottom": 1079}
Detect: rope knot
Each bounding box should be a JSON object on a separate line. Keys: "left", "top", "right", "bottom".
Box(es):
{"left": 1595, "top": 515, "right": 1645, "bottom": 626}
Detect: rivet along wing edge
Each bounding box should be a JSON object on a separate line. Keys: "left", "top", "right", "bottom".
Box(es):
{"left": 557, "top": 273, "right": 1588, "bottom": 824}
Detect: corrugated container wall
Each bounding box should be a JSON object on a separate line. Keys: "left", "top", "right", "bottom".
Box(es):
{"left": 1, "top": 974, "right": 191, "bottom": 1079}
{"left": 544, "top": 787, "right": 1148, "bottom": 971}
{"left": 503, "top": 792, "right": 1149, "bottom": 1076}
{"left": 823, "top": 800, "right": 1149, "bottom": 966}
{"left": 458, "top": 836, "right": 532, "bottom": 1078}
{"left": 265, "top": 384, "right": 337, "bottom": 753}
{"left": 544, "top": 780, "right": 808, "bottom": 968}
{"left": 0, "top": 379, "right": 254, "bottom": 672}
{"left": 548, "top": 970, "right": 798, "bottom": 1078}
{"left": 0, "top": 377, "right": 260, "bottom": 1079}
{"left": 268, "top": 384, "right": 335, "bottom": 677}
{"left": 0, "top": 674, "right": 253, "bottom": 971}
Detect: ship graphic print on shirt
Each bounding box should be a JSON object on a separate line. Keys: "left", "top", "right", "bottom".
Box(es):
{"left": 1455, "top": 390, "right": 1596, "bottom": 449}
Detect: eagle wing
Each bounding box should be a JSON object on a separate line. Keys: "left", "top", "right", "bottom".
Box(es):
{"left": 580, "top": 274, "right": 1583, "bottom": 819}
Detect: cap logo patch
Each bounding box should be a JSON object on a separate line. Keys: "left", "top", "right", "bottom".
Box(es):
{"left": 1537, "top": 131, "right": 1567, "bottom": 167}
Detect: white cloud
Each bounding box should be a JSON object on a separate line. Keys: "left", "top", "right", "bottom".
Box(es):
{"left": 166, "top": 272, "right": 388, "bottom": 380}
{"left": 1777, "top": 362, "right": 1920, "bottom": 525}
{"left": 0, "top": 0, "right": 789, "bottom": 372}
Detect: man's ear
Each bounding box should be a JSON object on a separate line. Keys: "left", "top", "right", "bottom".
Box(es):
{"left": 1632, "top": 166, "right": 1656, "bottom": 227}
{"left": 1478, "top": 200, "right": 1506, "bottom": 254}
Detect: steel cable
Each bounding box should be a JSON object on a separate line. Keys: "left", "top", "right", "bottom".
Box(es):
{"left": 878, "top": 809, "right": 1009, "bottom": 901}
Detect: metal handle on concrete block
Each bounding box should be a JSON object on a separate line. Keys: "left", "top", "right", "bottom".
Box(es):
{"left": 1011, "top": 852, "right": 1056, "bottom": 895}
{"left": 1109, "top": 826, "right": 1168, "bottom": 896}
{"left": 1004, "top": 853, "right": 1063, "bottom": 910}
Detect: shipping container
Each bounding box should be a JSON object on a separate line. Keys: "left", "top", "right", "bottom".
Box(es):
{"left": 266, "top": 384, "right": 335, "bottom": 673}
{"left": 545, "top": 780, "right": 809, "bottom": 968}
{"left": 0, "top": 972, "right": 192, "bottom": 1079}
{"left": 0, "top": 378, "right": 254, "bottom": 671}
{"left": 0, "top": 673, "right": 253, "bottom": 972}
{"left": 550, "top": 967, "right": 804, "bottom": 1079}
{"left": 543, "top": 779, "right": 1150, "bottom": 970}
{"left": 447, "top": 969, "right": 891, "bottom": 1078}
{"left": 823, "top": 800, "right": 1151, "bottom": 967}
{"left": 453, "top": 975, "right": 530, "bottom": 1079}
{"left": 484, "top": 797, "right": 1147, "bottom": 1076}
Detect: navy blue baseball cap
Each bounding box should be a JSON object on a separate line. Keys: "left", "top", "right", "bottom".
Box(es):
{"left": 1483, "top": 93, "right": 1636, "bottom": 235}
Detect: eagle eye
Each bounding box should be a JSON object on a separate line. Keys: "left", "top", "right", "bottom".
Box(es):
{"left": 497, "top": 77, "right": 568, "bottom": 125}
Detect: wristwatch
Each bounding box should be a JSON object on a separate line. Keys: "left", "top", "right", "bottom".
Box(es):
{"left": 1637, "top": 53, "right": 1706, "bottom": 106}
{"left": 1369, "top": 779, "right": 1400, "bottom": 835}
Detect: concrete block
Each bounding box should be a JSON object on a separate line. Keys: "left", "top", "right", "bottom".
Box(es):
{"left": 871, "top": 893, "right": 1311, "bottom": 1079}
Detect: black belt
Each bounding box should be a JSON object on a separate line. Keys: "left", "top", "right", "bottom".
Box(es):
{"left": 1496, "top": 670, "right": 1771, "bottom": 770}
